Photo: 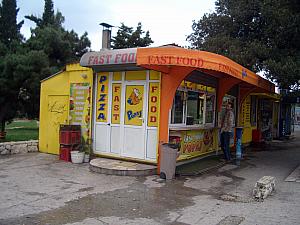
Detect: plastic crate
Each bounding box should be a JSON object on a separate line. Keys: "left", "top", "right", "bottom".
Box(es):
{"left": 60, "top": 125, "right": 81, "bottom": 131}
{"left": 60, "top": 130, "right": 81, "bottom": 145}
{"left": 59, "top": 146, "right": 72, "bottom": 162}
{"left": 60, "top": 130, "right": 72, "bottom": 145}
{"left": 71, "top": 131, "right": 81, "bottom": 144}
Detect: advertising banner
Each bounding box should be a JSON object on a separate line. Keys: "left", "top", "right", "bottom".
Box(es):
{"left": 69, "top": 83, "right": 91, "bottom": 140}
{"left": 179, "top": 129, "right": 216, "bottom": 158}
{"left": 125, "top": 85, "right": 144, "bottom": 126}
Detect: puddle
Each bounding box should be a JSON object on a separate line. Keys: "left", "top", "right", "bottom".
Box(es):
{"left": 0, "top": 178, "right": 201, "bottom": 225}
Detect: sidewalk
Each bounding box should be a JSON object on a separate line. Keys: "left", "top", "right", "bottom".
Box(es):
{"left": 177, "top": 130, "right": 300, "bottom": 177}
{"left": 0, "top": 131, "right": 299, "bottom": 225}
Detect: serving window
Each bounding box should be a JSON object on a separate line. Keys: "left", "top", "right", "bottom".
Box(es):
{"left": 171, "top": 90, "right": 185, "bottom": 124}
{"left": 170, "top": 81, "right": 215, "bottom": 127}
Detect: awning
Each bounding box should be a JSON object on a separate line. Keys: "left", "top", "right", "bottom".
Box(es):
{"left": 79, "top": 46, "right": 275, "bottom": 93}
{"left": 251, "top": 93, "right": 281, "bottom": 100}
{"left": 137, "top": 47, "right": 275, "bottom": 93}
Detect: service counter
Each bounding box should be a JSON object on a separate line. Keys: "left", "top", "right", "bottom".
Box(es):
{"left": 169, "top": 126, "right": 219, "bottom": 161}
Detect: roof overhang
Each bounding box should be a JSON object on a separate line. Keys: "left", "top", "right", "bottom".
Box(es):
{"left": 79, "top": 46, "right": 275, "bottom": 93}
{"left": 251, "top": 92, "right": 281, "bottom": 100}
{"left": 136, "top": 47, "right": 275, "bottom": 93}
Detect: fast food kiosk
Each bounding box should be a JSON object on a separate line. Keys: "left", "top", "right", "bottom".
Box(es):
{"left": 79, "top": 46, "right": 275, "bottom": 170}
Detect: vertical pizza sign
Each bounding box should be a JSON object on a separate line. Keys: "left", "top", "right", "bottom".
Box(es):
{"left": 97, "top": 73, "right": 109, "bottom": 122}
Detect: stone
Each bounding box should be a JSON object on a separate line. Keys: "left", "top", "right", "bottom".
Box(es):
{"left": 0, "top": 149, "right": 10, "bottom": 155}
{"left": 11, "top": 144, "right": 27, "bottom": 154}
{"left": 253, "top": 176, "right": 276, "bottom": 201}
{"left": 5, "top": 144, "right": 12, "bottom": 150}
{"left": 28, "top": 146, "right": 38, "bottom": 152}
{"left": 31, "top": 141, "right": 38, "bottom": 146}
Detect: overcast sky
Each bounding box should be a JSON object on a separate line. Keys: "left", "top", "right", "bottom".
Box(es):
{"left": 17, "top": 0, "right": 216, "bottom": 51}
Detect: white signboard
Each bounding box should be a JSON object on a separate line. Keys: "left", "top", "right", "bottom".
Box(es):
{"left": 80, "top": 48, "right": 137, "bottom": 67}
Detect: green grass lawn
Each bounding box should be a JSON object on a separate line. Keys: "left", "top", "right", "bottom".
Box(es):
{"left": 1, "top": 120, "right": 39, "bottom": 142}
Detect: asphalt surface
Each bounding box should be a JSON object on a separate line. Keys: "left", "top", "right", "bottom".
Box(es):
{"left": 0, "top": 131, "right": 299, "bottom": 225}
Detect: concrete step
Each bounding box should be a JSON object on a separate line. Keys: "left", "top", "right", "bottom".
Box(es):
{"left": 89, "top": 158, "right": 157, "bottom": 176}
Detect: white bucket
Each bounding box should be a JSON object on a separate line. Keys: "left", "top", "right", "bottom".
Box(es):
{"left": 71, "top": 151, "right": 85, "bottom": 164}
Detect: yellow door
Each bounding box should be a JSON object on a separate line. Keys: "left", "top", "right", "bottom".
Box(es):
{"left": 47, "top": 95, "right": 68, "bottom": 154}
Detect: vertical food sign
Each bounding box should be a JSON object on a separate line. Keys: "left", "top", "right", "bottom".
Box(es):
{"left": 97, "top": 73, "right": 109, "bottom": 122}
{"left": 148, "top": 82, "right": 160, "bottom": 127}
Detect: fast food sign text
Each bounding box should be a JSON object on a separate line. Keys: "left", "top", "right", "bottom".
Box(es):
{"left": 97, "top": 75, "right": 108, "bottom": 122}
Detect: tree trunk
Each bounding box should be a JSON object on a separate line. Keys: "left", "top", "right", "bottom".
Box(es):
{"left": 1, "top": 120, "right": 5, "bottom": 132}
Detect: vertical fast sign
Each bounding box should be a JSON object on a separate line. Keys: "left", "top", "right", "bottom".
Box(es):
{"left": 111, "top": 83, "right": 122, "bottom": 124}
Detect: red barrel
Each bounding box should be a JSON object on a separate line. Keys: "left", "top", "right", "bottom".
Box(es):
{"left": 252, "top": 129, "right": 262, "bottom": 143}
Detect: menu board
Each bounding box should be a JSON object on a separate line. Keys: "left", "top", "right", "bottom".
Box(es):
{"left": 69, "top": 83, "right": 91, "bottom": 140}
{"left": 241, "top": 97, "right": 251, "bottom": 126}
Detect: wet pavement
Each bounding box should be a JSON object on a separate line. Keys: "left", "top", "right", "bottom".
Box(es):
{"left": 0, "top": 132, "right": 300, "bottom": 225}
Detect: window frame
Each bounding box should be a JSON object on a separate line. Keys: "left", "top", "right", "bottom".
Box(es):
{"left": 169, "top": 86, "right": 216, "bottom": 128}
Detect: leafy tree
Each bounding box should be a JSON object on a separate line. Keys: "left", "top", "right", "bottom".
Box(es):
{"left": 187, "top": 0, "right": 300, "bottom": 89}
{"left": 112, "top": 22, "right": 153, "bottom": 49}
{"left": 26, "top": 0, "right": 91, "bottom": 73}
{"left": 23, "top": 0, "right": 91, "bottom": 118}
{"left": 0, "top": 50, "right": 50, "bottom": 125}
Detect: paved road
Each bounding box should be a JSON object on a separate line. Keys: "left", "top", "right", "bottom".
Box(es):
{"left": 0, "top": 132, "right": 299, "bottom": 225}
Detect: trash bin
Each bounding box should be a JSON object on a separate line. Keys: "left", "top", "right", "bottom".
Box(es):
{"left": 160, "top": 143, "right": 179, "bottom": 180}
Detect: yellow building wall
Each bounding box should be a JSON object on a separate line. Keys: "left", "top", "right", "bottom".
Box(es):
{"left": 39, "top": 63, "right": 93, "bottom": 154}
{"left": 239, "top": 95, "right": 257, "bottom": 145}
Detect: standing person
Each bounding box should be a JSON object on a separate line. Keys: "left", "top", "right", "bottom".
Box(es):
{"left": 221, "top": 102, "right": 235, "bottom": 161}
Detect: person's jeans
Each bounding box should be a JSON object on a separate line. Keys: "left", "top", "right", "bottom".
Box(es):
{"left": 221, "top": 131, "right": 231, "bottom": 160}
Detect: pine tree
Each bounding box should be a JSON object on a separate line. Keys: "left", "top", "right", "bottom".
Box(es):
{"left": 112, "top": 22, "right": 153, "bottom": 49}
{"left": 0, "top": 0, "right": 24, "bottom": 133}
{"left": 42, "top": 0, "right": 55, "bottom": 27}
{"left": 0, "top": 0, "right": 23, "bottom": 47}
{"left": 0, "top": 0, "right": 50, "bottom": 134}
